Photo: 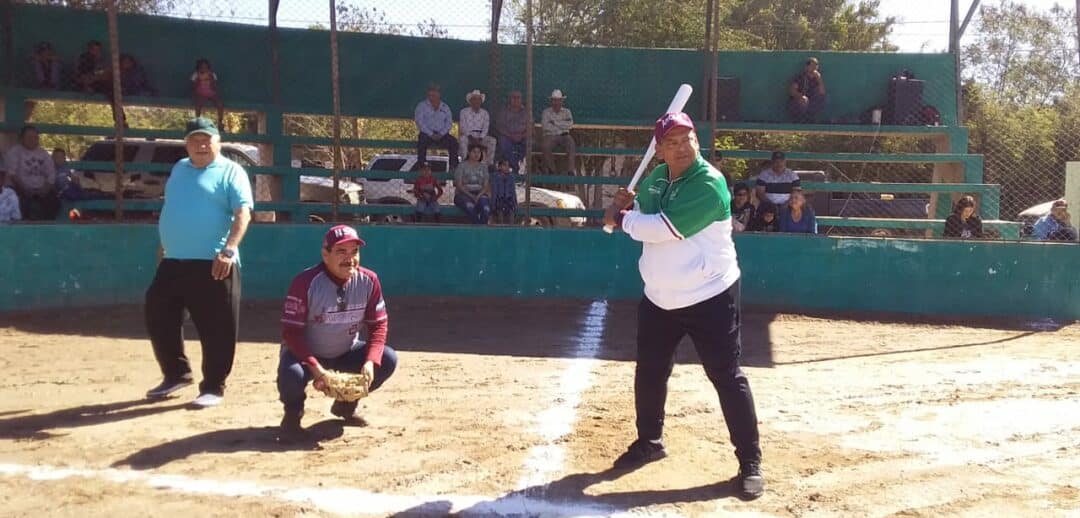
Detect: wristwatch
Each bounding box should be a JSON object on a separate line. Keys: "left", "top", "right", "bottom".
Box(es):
{"left": 219, "top": 247, "right": 237, "bottom": 259}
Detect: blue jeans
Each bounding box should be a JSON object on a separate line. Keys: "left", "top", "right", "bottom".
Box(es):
{"left": 417, "top": 133, "right": 460, "bottom": 169}
{"left": 498, "top": 136, "right": 527, "bottom": 174}
{"left": 277, "top": 344, "right": 398, "bottom": 413}
{"left": 454, "top": 191, "right": 491, "bottom": 224}
{"left": 415, "top": 198, "right": 441, "bottom": 215}
{"left": 787, "top": 94, "right": 828, "bottom": 123}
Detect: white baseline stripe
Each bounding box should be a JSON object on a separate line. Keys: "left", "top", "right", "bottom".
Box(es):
{"left": 517, "top": 300, "right": 610, "bottom": 491}
{"left": 0, "top": 462, "right": 617, "bottom": 517}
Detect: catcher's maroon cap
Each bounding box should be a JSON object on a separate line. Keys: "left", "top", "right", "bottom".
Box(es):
{"left": 324, "top": 225, "right": 365, "bottom": 249}
{"left": 654, "top": 112, "right": 695, "bottom": 142}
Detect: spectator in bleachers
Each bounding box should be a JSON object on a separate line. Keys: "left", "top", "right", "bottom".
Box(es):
{"left": 747, "top": 202, "right": 779, "bottom": 232}
{"left": 191, "top": 58, "right": 224, "bottom": 128}
{"left": 75, "top": 40, "right": 107, "bottom": 93}
{"left": 414, "top": 84, "right": 459, "bottom": 170}
{"left": 943, "top": 195, "right": 984, "bottom": 239}
{"left": 453, "top": 143, "right": 491, "bottom": 225}
{"left": 4, "top": 125, "right": 59, "bottom": 220}
{"left": 755, "top": 151, "right": 800, "bottom": 206}
{"left": 120, "top": 54, "right": 156, "bottom": 97}
{"left": 490, "top": 159, "right": 517, "bottom": 225}
{"left": 31, "top": 42, "right": 62, "bottom": 90}
{"left": 541, "top": 89, "right": 577, "bottom": 176}
{"left": 779, "top": 189, "right": 817, "bottom": 234}
{"left": 730, "top": 183, "right": 755, "bottom": 232}
{"left": 0, "top": 169, "right": 22, "bottom": 223}
{"left": 412, "top": 161, "right": 443, "bottom": 223}
{"left": 52, "top": 148, "right": 84, "bottom": 201}
{"left": 459, "top": 90, "right": 496, "bottom": 166}
{"left": 496, "top": 90, "right": 528, "bottom": 174}
{"left": 788, "top": 57, "right": 827, "bottom": 123}
{"left": 1033, "top": 200, "right": 1078, "bottom": 242}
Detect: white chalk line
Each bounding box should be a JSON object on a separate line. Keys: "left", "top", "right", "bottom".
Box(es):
{"left": 517, "top": 300, "right": 610, "bottom": 493}
{"left": 0, "top": 462, "right": 618, "bottom": 517}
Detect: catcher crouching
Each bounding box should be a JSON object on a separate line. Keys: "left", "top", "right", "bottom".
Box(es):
{"left": 277, "top": 225, "right": 398, "bottom": 436}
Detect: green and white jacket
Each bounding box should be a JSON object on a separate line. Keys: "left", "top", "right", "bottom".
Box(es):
{"left": 622, "top": 156, "right": 740, "bottom": 310}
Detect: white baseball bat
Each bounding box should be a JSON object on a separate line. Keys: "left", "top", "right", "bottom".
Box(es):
{"left": 603, "top": 83, "right": 694, "bottom": 234}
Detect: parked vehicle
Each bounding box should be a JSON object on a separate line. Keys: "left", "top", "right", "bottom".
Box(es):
{"left": 74, "top": 139, "right": 362, "bottom": 206}
{"left": 366, "top": 154, "right": 587, "bottom": 226}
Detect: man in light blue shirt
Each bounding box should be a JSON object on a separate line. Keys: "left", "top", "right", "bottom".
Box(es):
{"left": 1033, "top": 200, "right": 1077, "bottom": 241}
{"left": 414, "top": 84, "right": 459, "bottom": 169}
{"left": 145, "top": 117, "right": 253, "bottom": 408}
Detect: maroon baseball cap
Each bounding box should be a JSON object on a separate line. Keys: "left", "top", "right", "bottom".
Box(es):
{"left": 1051, "top": 199, "right": 1068, "bottom": 209}
{"left": 323, "top": 225, "right": 365, "bottom": 249}
{"left": 654, "top": 112, "right": 695, "bottom": 142}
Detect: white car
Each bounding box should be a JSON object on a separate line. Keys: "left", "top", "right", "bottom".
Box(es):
{"left": 74, "top": 139, "right": 362, "bottom": 206}
{"left": 366, "top": 154, "right": 587, "bottom": 226}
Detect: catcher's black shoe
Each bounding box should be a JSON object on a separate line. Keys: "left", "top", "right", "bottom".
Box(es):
{"left": 146, "top": 378, "right": 193, "bottom": 399}
{"left": 613, "top": 439, "right": 667, "bottom": 470}
{"left": 736, "top": 461, "right": 765, "bottom": 500}
{"left": 279, "top": 409, "right": 305, "bottom": 441}
{"left": 330, "top": 400, "right": 368, "bottom": 427}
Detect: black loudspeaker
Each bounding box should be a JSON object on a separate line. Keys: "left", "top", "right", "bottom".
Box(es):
{"left": 885, "top": 78, "right": 924, "bottom": 125}
{"left": 712, "top": 76, "right": 741, "bottom": 122}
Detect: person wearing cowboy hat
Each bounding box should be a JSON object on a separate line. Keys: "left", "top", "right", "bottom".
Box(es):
{"left": 541, "top": 89, "right": 577, "bottom": 177}
{"left": 459, "top": 89, "right": 497, "bottom": 166}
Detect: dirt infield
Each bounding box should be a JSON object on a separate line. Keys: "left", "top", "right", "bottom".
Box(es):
{"left": 0, "top": 298, "right": 1077, "bottom": 517}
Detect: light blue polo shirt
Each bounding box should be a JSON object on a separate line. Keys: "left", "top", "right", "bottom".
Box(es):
{"left": 159, "top": 155, "right": 253, "bottom": 263}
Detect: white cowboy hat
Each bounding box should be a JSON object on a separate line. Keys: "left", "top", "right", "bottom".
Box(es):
{"left": 465, "top": 89, "right": 486, "bottom": 103}
{"left": 550, "top": 89, "right": 566, "bottom": 99}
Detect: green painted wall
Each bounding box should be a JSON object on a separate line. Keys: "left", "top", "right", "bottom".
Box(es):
{"left": 1, "top": 225, "right": 1076, "bottom": 321}
{"left": 7, "top": 5, "right": 956, "bottom": 125}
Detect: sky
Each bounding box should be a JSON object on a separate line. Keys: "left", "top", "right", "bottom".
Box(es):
{"left": 192, "top": 0, "right": 1075, "bottom": 53}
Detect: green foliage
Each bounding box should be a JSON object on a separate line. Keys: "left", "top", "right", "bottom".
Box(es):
{"left": 508, "top": 0, "right": 895, "bottom": 51}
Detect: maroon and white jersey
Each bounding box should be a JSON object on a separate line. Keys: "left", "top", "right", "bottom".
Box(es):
{"left": 281, "top": 263, "right": 388, "bottom": 366}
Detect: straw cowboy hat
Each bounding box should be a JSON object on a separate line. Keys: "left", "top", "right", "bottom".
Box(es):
{"left": 550, "top": 89, "right": 566, "bottom": 99}
{"left": 465, "top": 89, "right": 486, "bottom": 103}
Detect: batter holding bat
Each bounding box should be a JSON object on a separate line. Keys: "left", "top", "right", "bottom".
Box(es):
{"left": 277, "top": 225, "right": 398, "bottom": 438}
{"left": 603, "top": 112, "right": 764, "bottom": 500}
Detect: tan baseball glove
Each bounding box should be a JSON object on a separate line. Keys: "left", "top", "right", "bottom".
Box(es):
{"left": 318, "top": 369, "right": 372, "bottom": 402}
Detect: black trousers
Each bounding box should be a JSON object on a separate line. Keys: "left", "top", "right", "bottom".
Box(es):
{"left": 145, "top": 259, "right": 241, "bottom": 396}
{"left": 634, "top": 280, "right": 761, "bottom": 464}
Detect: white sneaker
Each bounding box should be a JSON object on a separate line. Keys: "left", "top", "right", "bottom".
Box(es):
{"left": 192, "top": 393, "right": 223, "bottom": 408}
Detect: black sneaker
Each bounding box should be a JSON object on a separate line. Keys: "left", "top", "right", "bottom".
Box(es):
{"left": 146, "top": 378, "right": 193, "bottom": 399}
{"left": 613, "top": 439, "right": 667, "bottom": 469}
{"left": 330, "top": 400, "right": 368, "bottom": 427}
{"left": 737, "top": 461, "right": 765, "bottom": 500}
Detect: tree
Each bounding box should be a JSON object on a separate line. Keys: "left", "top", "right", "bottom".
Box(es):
{"left": 962, "top": 1, "right": 1078, "bottom": 106}
{"left": 22, "top": 0, "right": 176, "bottom": 15}
{"left": 507, "top": 0, "right": 895, "bottom": 51}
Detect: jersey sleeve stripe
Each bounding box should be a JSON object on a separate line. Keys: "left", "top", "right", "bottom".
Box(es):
{"left": 659, "top": 212, "right": 685, "bottom": 240}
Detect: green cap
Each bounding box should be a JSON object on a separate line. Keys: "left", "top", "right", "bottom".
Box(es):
{"left": 185, "top": 117, "right": 219, "bottom": 138}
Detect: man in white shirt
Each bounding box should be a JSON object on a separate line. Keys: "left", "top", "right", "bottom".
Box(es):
{"left": 4, "top": 125, "right": 58, "bottom": 220}
{"left": 459, "top": 90, "right": 496, "bottom": 165}
{"left": 540, "top": 89, "right": 577, "bottom": 176}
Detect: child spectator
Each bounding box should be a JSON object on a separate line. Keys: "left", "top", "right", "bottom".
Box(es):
{"left": 120, "top": 54, "right": 156, "bottom": 96}
{"left": 747, "top": 203, "right": 779, "bottom": 232}
{"left": 413, "top": 161, "right": 443, "bottom": 223}
{"left": 32, "top": 42, "right": 62, "bottom": 90}
{"left": 0, "top": 169, "right": 22, "bottom": 223}
{"left": 490, "top": 159, "right": 517, "bottom": 225}
{"left": 52, "top": 148, "right": 84, "bottom": 201}
{"left": 731, "top": 182, "right": 755, "bottom": 232}
{"left": 75, "top": 40, "right": 107, "bottom": 93}
{"left": 943, "top": 195, "right": 983, "bottom": 239}
{"left": 779, "top": 189, "right": 817, "bottom": 234}
{"left": 191, "top": 58, "right": 224, "bottom": 128}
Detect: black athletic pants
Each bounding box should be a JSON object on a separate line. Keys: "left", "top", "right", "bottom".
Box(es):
{"left": 145, "top": 259, "right": 241, "bottom": 396}
{"left": 634, "top": 280, "right": 762, "bottom": 464}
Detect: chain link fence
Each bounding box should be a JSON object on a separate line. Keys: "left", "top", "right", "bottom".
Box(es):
{"left": 5, "top": 0, "right": 1078, "bottom": 239}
